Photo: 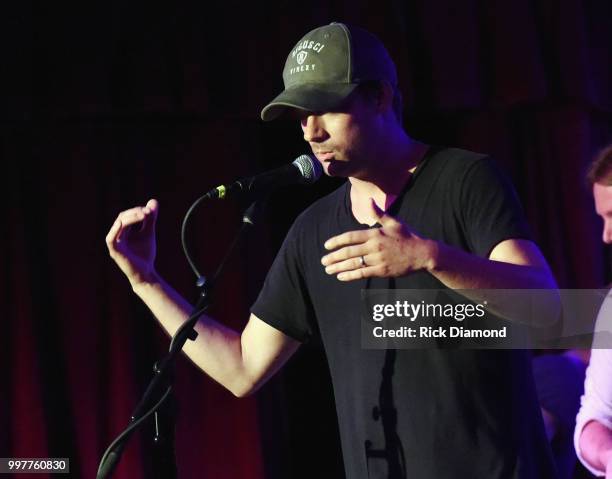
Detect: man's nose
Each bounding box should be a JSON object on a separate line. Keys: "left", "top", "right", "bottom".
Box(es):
{"left": 302, "top": 115, "right": 327, "bottom": 143}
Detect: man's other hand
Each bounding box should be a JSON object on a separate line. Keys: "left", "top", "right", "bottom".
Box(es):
{"left": 106, "top": 198, "right": 159, "bottom": 287}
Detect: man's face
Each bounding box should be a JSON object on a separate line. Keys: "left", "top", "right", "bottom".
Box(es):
{"left": 593, "top": 182, "right": 612, "bottom": 244}
{"left": 297, "top": 92, "right": 380, "bottom": 178}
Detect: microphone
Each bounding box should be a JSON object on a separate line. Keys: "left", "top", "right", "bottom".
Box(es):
{"left": 206, "top": 154, "right": 322, "bottom": 200}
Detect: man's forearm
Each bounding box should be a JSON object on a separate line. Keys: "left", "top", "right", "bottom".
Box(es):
{"left": 131, "top": 273, "right": 251, "bottom": 397}
{"left": 426, "top": 240, "right": 559, "bottom": 326}
{"left": 428, "top": 241, "right": 556, "bottom": 290}
{"left": 579, "top": 420, "right": 612, "bottom": 475}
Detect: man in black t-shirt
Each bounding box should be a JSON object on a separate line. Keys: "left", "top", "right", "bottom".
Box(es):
{"left": 107, "top": 23, "right": 559, "bottom": 478}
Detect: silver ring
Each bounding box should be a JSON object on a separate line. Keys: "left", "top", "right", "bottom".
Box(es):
{"left": 360, "top": 255, "right": 367, "bottom": 267}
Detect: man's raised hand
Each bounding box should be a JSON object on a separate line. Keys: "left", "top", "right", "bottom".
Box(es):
{"left": 106, "top": 198, "right": 159, "bottom": 287}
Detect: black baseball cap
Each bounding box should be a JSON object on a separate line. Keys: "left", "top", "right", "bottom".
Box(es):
{"left": 261, "top": 22, "right": 398, "bottom": 121}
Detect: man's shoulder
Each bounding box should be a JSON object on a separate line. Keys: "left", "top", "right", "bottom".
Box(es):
{"left": 427, "top": 146, "right": 489, "bottom": 169}
{"left": 419, "top": 146, "right": 496, "bottom": 186}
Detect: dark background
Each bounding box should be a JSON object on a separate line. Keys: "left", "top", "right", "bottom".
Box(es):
{"left": 2, "top": 1, "right": 612, "bottom": 478}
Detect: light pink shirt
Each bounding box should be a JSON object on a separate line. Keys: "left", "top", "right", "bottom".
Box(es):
{"left": 575, "top": 295, "right": 612, "bottom": 476}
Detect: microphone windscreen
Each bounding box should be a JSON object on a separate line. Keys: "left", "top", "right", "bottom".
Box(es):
{"left": 292, "top": 155, "right": 322, "bottom": 184}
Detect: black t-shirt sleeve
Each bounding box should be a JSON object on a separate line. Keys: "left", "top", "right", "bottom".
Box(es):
{"left": 250, "top": 216, "right": 315, "bottom": 343}
{"left": 459, "top": 157, "right": 533, "bottom": 258}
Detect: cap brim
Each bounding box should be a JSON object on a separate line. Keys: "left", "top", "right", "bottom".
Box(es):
{"left": 260, "top": 83, "right": 359, "bottom": 121}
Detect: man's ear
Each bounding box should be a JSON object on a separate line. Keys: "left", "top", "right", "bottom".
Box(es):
{"left": 376, "top": 81, "right": 395, "bottom": 115}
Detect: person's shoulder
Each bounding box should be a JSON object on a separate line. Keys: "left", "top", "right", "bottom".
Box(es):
{"left": 426, "top": 146, "right": 506, "bottom": 184}
{"left": 427, "top": 146, "right": 489, "bottom": 169}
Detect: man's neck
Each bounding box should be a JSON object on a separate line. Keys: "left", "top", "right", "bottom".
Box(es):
{"left": 349, "top": 136, "right": 429, "bottom": 225}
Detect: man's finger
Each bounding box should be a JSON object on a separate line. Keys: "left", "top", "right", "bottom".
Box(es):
{"left": 139, "top": 211, "right": 156, "bottom": 234}
{"left": 321, "top": 244, "right": 368, "bottom": 266}
{"left": 146, "top": 198, "right": 158, "bottom": 211}
{"left": 140, "top": 199, "right": 159, "bottom": 234}
{"left": 117, "top": 208, "right": 146, "bottom": 227}
{"left": 369, "top": 198, "right": 399, "bottom": 228}
{"left": 105, "top": 218, "right": 123, "bottom": 249}
{"left": 115, "top": 211, "right": 146, "bottom": 242}
{"left": 324, "top": 229, "right": 374, "bottom": 250}
{"left": 324, "top": 255, "right": 367, "bottom": 274}
{"left": 336, "top": 265, "right": 379, "bottom": 281}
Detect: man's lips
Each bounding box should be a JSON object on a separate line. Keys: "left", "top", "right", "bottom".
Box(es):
{"left": 314, "top": 151, "right": 335, "bottom": 161}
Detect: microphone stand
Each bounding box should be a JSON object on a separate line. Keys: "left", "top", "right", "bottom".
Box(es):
{"left": 97, "top": 199, "right": 266, "bottom": 479}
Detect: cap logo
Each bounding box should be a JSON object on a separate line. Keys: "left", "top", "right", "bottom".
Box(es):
{"left": 291, "top": 40, "right": 326, "bottom": 58}
{"left": 297, "top": 51, "right": 308, "bottom": 65}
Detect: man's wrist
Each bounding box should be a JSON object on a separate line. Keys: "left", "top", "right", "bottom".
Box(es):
{"left": 422, "top": 239, "right": 440, "bottom": 273}
{"left": 130, "top": 270, "right": 161, "bottom": 294}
